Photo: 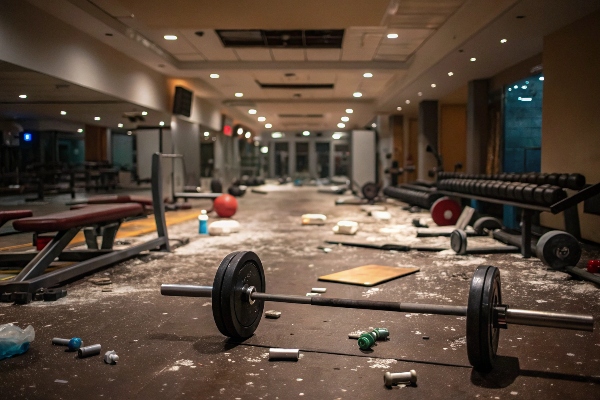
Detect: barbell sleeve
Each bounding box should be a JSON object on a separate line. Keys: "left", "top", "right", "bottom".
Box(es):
{"left": 161, "top": 284, "right": 212, "bottom": 297}
{"left": 505, "top": 308, "right": 594, "bottom": 332}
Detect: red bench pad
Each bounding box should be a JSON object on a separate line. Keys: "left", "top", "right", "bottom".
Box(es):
{"left": 85, "top": 195, "right": 153, "bottom": 206}
{"left": 0, "top": 210, "right": 33, "bottom": 227}
{"left": 13, "top": 204, "right": 144, "bottom": 233}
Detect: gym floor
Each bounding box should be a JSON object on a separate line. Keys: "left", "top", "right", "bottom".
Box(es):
{"left": 1, "top": 186, "right": 599, "bottom": 399}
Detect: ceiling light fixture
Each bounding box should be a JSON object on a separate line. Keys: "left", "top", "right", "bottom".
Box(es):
{"left": 397, "top": 107, "right": 402, "bottom": 111}
{"left": 332, "top": 133, "right": 342, "bottom": 140}
{"left": 470, "top": 57, "right": 476, "bottom": 62}
{"left": 245, "top": 132, "right": 251, "bottom": 138}
{"left": 345, "top": 109, "right": 353, "bottom": 114}
{"left": 337, "top": 123, "right": 345, "bottom": 128}
{"left": 265, "top": 123, "right": 272, "bottom": 128}
{"left": 448, "top": 72, "right": 454, "bottom": 76}
{"left": 164, "top": 35, "right": 178, "bottom": 40}
{"left": 141, "top": 111, "right": 148, "bottom": 116}
{"left": 539, "top": 76, "right": 545, "bottom": 81}
{"left": 210, "top": 73, "right": 220, "bottom": 79}
{"left": 271, "top": 132, "right": 282, "bottom": 138}
{"left": 258, "top": 116, "right": 266, "bottom": 122}
{"left": 387, "top": 33, "right": 398, "bottom": 39}
{"left": 127, "top": 131, "right": 132, "bottom": 135}
{"left": 235, "top": 92, "right": 243, "bottom": 97}
{"left": 204, "top": 131, "right": 209, "bottom": 137}
{"left": 405, "top": 100, "right": 410, "bottom": 104}
{"left": 237, "top": 127, "right": 244, "bottom": 135}
{"left": 418, "top": 92, "right": 423, "bottom": 96}
{"left": 60, "top": 111, "right": 67, "bottom": 115}
{"left": 118, "top": 123, "right": 124, "bottom": 128}
{"left": 94, "top": 117, "right": 101, "bottom": 121}
{"left": 500, "top": 39, "right": 507, "bottom": 43}
{"left": 341, "top": 116, "right": 349, "bottom": 122}
{"left": 363, "top": 72, "right": 373, "bottom": 78}
{"left": 431, "top": 84, "right": 436, "bottom": 88}
{"left": 260, "top": 146, "right": 268, "bottom": 154}
{"left": 371, "top": 123, "right": 377, "bottom": 128}
{"left": 77, "top": 129, "right": 83, "bottom": 133}
{"left": 19, "top": 94, "right": 27, "bottom": 99}
{"left": 302, "top": 130, "right": 310, "bottom": 136}
{"left": 248, "top": 109, "right": 257, "bottom": 114}
{"left": 353, "top": 92, "right": 362, "bottom": 98}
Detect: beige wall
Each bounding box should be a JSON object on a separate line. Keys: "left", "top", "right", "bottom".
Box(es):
{"left": 540, "top": 10, "right": 600, "bottom": 242}
{"left": 439, "top": 105, "right": 467, "bottom": 173}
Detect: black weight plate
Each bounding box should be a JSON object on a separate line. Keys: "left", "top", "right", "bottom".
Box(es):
{"left": 467, "top": 265, "right": 502, "bottom": 372}
{"left": 536, "top": 231, "right": 582, "bottom": 270}
{"left": 450, "top": 229, "right": 468, "bottom": 254}
{"left": 473, "top": 217, "right": 503, "bottom": 235}
{"left": 212, "top": 251, "right": 265, "bottom": 339}
{"left": 362, "top": 182, "right": 380, "bottom": 201}
{"left": 211, "top": 179, "right": 223, "bottom": 193}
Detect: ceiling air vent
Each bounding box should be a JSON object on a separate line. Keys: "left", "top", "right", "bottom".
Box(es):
{"left": 279, "top": 114, "right": 324, "bottom": 118}
{"left": 217, "top": 30, "right": 344, "bottom": 48}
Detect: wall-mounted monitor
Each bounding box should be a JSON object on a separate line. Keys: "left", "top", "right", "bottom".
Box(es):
{"left": 173, "top": 86, "right": 193, "bottom": 117}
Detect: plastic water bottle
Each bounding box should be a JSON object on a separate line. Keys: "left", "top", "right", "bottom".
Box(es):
{"left": 198, "top": 210, "right": 208, "bottom": 234}
{"left": 0, "top": 324, "right": 35, "bottom": 360}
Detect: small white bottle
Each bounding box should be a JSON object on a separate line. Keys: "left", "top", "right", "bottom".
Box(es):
{"left": 198, "top": 210, "right": 208, "bottom": 234}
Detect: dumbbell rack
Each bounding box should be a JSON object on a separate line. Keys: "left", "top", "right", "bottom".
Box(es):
{"left": 437, "top": 182, "right": 600, "bottom": 259}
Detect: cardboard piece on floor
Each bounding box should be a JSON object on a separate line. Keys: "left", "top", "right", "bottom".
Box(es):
{"left": 318, "top": 264, "right": 419, "bottom": 287}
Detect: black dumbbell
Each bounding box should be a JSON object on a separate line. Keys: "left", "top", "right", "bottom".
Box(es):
{"left": 522, "top": 184, "right": 538, "bottom": 204}
{"left": 491, "top": 181, "right": 502, "bottom": 198}
{"left": 546, "top": 173, "right": 560, "bottom": 186}
{"left": 536, "top": 173, "right": 549, "bottom": 185}
{"left": 567, "top": 173, "right": 586, "bottom": 190}
{"left": 557, "top": 174, "right": 569, "bottom": 188}
{"left": 526, "top": 173, "right": 538, "bottom": 184}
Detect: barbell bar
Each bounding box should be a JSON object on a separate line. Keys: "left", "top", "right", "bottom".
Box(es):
{"left": 160, "top": 251, "right": 594, "bottom": 372}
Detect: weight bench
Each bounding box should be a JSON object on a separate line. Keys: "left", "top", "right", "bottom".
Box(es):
{"left": 0, "top": 153, "right": 173, "bottom": 303}
{"left": 0, "top": 210, "right": 33, "bottom": 236}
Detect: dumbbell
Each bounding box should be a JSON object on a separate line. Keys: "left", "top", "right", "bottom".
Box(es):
{"left": 161, "top": 251, "right": 594, "bottom": 372}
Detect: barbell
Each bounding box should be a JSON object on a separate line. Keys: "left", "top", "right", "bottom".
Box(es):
{"left": 160, "top": 251, "right": 594, "bottom": 372}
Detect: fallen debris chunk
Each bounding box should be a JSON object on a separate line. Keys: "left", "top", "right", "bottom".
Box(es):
{"left": 265, "top": 310, "right": 281, "bottom": 319}
{"left": 311, "top": 288, "right": 327, "bottom": 293}
{"left": 89, "top": 277, "right": 112, "bottom": 286}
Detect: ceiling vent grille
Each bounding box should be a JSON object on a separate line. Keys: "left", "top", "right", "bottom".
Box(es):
{"left": 257, "top": 82, "right": 334, "bottom": 90}
{"left": 217, "top": 30, "right": 344, "bottom": 48}
{"left": 278, "top": 114, "right": 324, "bottom": 118}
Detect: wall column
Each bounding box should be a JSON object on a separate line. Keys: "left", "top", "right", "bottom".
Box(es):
{"left": 467, "top": 79, "right": 490, "bottom": 174}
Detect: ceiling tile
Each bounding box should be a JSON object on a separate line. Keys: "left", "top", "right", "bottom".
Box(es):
{"left": 174, "top": 54, "right": 206, "bottom": 61}
{"left": 271, "top": 49, "right": 306, "bottom": 61}
{"left": 341, "top": 28, "right": 385, "bottom": 61}
{"left": 306, "top": 49, "right": 341, "bottom": 61}
{"left": 234, "top": 48, "right": 273, "bottom": 61}
{"left": 179, "top": 29, "right": 239, "bottom": 61}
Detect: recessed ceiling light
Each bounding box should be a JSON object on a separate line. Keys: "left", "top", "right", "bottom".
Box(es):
{"left": 514, "top": 85, "right": 518, "bottom": 89}
{"left": 346, "top": 109, "right": 353, "bottom": 114}
{"left": 248, "top": 109, "right": 257, "bottom": 114}
{"left": 371, "top": 123, "right": 377, "bottom": 128}
{"left": 302, "top": 130, "right": 310, "bottom": 136}
{"left": 164, "top": 35, "right": 178, "bottom": 40}
{"left": 431, "top": 84, "right": 436, "bottom": 88}
{"left": 405, "top": 100, "right": 410, "bottom": 104}
{"left": 387, "top": 33, "right": 398, "bottom": 39}
{"left": 341, "top": 116, "right": 349, "bottom": 122}
{"left": 418, "top": 92, "right": 423, "bottom": 96}
{"left": 396, "top": 107, "right": 402, "bottom": 111}
{"left": 19, "top": 94, "right": 27, "bottom": 99}
{"left": 353, "top": 92, "right": 362, "bottom": 98}
{"left": 508, "top": 88, "right": 512, "bottom": 91}
{"left": 448, "top": 72, "right": 454, "bottom": 76}
{"left": 258, "top": 116, "right": 266, "bottom": 122}
{"left": 363, "top": 72, "right": 373, "bottom": 78}
{"left": 141, "top": 111, "right": 148, "bottom": 116}
{"left": 94, "top": 117, "right": 101, "bottom": 121}
{"left": 237, "top": 127, "right": 244, "bottom": 135}
{"left": 260, "top": 146, "right": 269, "bottom": 154}
{"left": 204, "top": 131, "right": 209, "bottom": 137}
{"left": 539, "top": 76, "right": 544, "bottom": 81}
{"left": 500, "top": 39, "right": 507, "bottom": 44}
{"left": 127, "top": 131, "right": 132, "bottom": 135}
{"left": 118, "top": 123, "right": 123, "bottom": 128}
{"left": 210, "top": 73, "right": 220, "bottom": 79}
{"left": 159, "top": 121, "right": 165, "bottom": 126}
{"left": 332, "top": 133, "right": 342, "bottom": 140}
{"left": 470, "top": 57, "right": 476, "bottom": 62}
{"left": 235, "top": 92, "right": 243, "bottom": 97}
{"left": 337, "top": 123, "right": 345, "bottom": 128}
{"left": 265, "top": 123, "right": 272, "bottom": 129}
{"left": 60, "top": 111, "right": 67, "bottom": 115}
{"left": 245, "top": 132, "right": 251, "bottom": 138}
{"left": 271, "top": 132, "right": 283, "bottom": 138}
{"left": 77, "top": 129, "right": 83, "bottom": 133}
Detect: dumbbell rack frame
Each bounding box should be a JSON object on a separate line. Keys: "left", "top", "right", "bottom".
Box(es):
{"left": 437, "top": 182, "right": 600, "bottom": 258}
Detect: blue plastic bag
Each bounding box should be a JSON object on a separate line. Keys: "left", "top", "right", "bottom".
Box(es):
{"left": 0, "top": 324, "right": 35, "bottom": 360}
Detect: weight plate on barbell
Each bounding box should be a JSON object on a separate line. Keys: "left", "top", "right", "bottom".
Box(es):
{"left": 473, "top": 217, "right": 503, "bottom": 235}
{"left": 450, "top": 229, "right": 468, "bottom": 254}
{"left": 361, "top": 182, "right": 380, "bottom": 201}
{"left": 212, "top": 251, "right": 266, "bottom": 339}
{"left": 536, "top": 231, "right": 582, "bottom": 270}
{"left": 431, "top": 197, "right": 462, "bottom": 226}
{"left": 467, "top": 265, "right": 502, "bottom": 372}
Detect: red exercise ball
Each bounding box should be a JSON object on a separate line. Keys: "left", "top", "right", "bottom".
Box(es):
{"left": 213, "top": 194, "right": 238, "bottom": 218}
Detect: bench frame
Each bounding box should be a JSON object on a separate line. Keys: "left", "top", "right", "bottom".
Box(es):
{"left": 0, "top": 153, "right": 171, "bottom": 302}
